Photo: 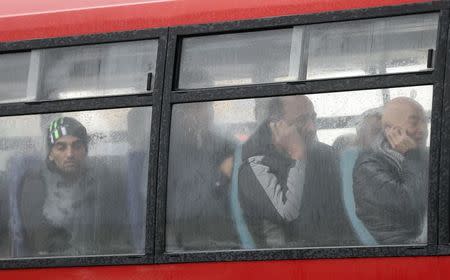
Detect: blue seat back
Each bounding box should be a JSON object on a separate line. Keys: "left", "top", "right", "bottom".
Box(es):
{"left": 230, "top": 144, "right": 255, "bottom": 249}
{"left": 340, "top": 148, "right": 377, "bottom": 246}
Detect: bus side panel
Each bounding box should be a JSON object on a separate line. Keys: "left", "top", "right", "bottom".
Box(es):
{"left": 0, "top": 256, "right": 448, "bottom": 280}
{"left": 0, "top": 0, "right": 431, "bottom": 42}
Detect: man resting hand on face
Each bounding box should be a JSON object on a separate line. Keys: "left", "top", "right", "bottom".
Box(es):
{"left": 353, "top": 97, "right": 429, "bottom": 245}
{"left": 237, "top": 95, "right": 357, "bottom": 248}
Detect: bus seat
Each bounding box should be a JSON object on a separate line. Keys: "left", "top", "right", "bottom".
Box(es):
{"left": 339, "top": 148, "right": 377, "bottom": 246}
{"left": 230, "top": 144, "right": 255, "bottom": 249}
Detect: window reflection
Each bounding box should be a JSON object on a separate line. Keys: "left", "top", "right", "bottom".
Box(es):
{"left": 38, "top": 40, "right": 158, "bottom": 99}
{"left": 0, "top": 41, "right": 158, "bottom": 103}
{"left": 166, "top": 85, "right": 432, "bottom": 251}
{"left": 179, "top": 29, "right": 292, "bottom": 89}
{"left": 307, "top": 13, "right": 438, "bottom": 79}
{"left": 0, "top": 107, "right": 151, "bottom": 258}
{"left": 0, "top": 52, "right": 31, "bottom": 103}
{"left": 177, "top": 13, "right": 438, "bottom": 89}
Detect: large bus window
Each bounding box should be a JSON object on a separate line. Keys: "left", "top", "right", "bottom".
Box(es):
{"left": 177, "top": 13, "right": 437, "bottom": 89}
{"left": 0, "top": 107, "right": 151, "bottom": 258}
{"left": 165, "top": 85, "right": 432, "bottom": 252}
{"left": 0, "top": 52, "right": 31, "bottom": 103}
{"left": 36, "top": 40, "right": 157, "bottom": 100}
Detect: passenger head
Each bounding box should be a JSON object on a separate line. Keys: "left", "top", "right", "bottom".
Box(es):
{"left": 47, "top": 117, "right": 88, "bottom": 177}
{"left": 382, "top": 97, "right": 428, "bottom": 147}
{"left": 175, "top": 102, "right": 214, "bottom": 149}
{"left": 333, "top": 134, "right": 357, "bottom": 154}
{"left": 268, "top": 95, "right": 317, "bottom": 146}
{"left": 356, "top": 108, "right": 382, "bottom": 149}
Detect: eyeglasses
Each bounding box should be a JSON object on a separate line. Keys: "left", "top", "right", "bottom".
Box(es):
{"left": 284, "top": 112, "right": 317, "bottom": 128}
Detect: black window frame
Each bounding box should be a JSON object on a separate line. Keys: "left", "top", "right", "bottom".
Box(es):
{"left": 0, "top": 28, "right": 168, "bottom": 269}
{"left": 156, "top": 1, "right": 450, "bottom": 264}
{"left": 0, "top": 0, "right": 450, "bottom": 270}
{"left": 439, "top": 1, "right": 450, "bottom": 255}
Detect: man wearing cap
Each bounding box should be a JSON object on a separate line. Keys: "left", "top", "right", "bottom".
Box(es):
{"left": 46, "top": 117, "right": 89, "bottom": 179}
{"left": 19, "top": 117, "right": 130, "bottom": 256}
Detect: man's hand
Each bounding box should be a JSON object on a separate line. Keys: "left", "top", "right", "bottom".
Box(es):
{"left": 219, "top": 156, "right": 234, "bottom": 178}
{"left": 270, "top": 120, "right": 305, "bottom": 160}
{"left": 385, "top": 126, "right": 417, "bottom": 154}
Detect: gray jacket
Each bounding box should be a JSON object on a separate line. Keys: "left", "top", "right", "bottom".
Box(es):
{"left": 353, "top": 135, "right": 428, "bottom": 244}
{"left": 19, "top": 160, "right": 131, "bottom": 257}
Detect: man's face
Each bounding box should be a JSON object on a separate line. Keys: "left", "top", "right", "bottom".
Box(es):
{"left": 401, "top": 105, "right": 428, "bottom": 147}
{"left": 48, "top": 135, "right": 87, "bottom": 176}
{"left": 385, "top": 102, "right": 428, "bottom": 147}
{"left": 281, "top": 96, "right": 317, "bottom": 145}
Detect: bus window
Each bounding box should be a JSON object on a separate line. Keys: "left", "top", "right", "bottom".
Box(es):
{"left": 0, "top": 52, "right": 31, "bottom": 103}
{"left": 0, "top": 107, "right": 151, "bottom": 258}
{"left": 36, "top": 40, "right": 157, "bottom": 100}
{"left": 178, "top": 29, "right": 293, "bottom": 89}
{"left": 306, "top": 13, "right": 438, "bottom": 79}
{"left": 177, "top": 13, "right": 438, "bottom": 89}
{"left": 165, "top": 85, "right": 432, "bottom": 252}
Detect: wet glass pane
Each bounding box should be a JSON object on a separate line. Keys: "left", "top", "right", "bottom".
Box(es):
{"left": 166, "top": 85, "right": 432, "bottom": 251}
{"left": 0, "top": 52, "right": 31, "bottom": 103}
{"left": 307, "top": 13, "right": 438, "bottom": 79}
{"left": 37, "top": 40, "right": 158, "bottom": 99}
{"left": 178, "top": 29, "right": 293, "bottom": 89}
{"left": 0, "top": 107, "right": 151, "bottom": 258}
{"left": 178, "top": 13, "right": 438, "bottom": 89}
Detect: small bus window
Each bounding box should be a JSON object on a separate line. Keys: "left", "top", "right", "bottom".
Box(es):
{"left": 177, "top": 13, "right": 438, "bottom": 89}
{"left": 0, "top": 52, "right": 31, "bottom": 103}
{"left": 0, "top": 107, "right": 151, "bottom": 258}
{"left": 165, "top": 85, "right": 432, "bottom": 252}
{"left": 37, "top": 40, "right": 157, "bottom": 100}
{"left": 178, "top": 29, "right": 293, "bottom": 89}
{"left": 306, "top": 13, "right": 438, "bottom": 79}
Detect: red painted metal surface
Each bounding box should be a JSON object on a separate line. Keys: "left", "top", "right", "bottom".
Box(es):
{"left": 0, "top": 256, "right": 450, "bottom": 280}
{"left": 0, "top": 0, "right": 432, "bottom": 42}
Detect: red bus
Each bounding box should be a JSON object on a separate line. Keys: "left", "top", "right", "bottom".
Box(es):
{"left": 1, "top": 0, "right": 450, "bottom": 279}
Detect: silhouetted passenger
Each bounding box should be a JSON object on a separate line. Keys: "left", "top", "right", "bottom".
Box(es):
{"left": 353, "top": 97, "right": 428, "bottom": 244}
{"left": 333, "top": 134, "right": 357, "bottom": 154}
{"left": 166, "top": 103, "right": 239, "bottom": 251}
{"left": 238, "top": 95, "right": 357, "bottom": 248}
{"left": 356, "top": 108, "right": 382, "bottom": 150}
{"left": 338, "top": 108, "right": 383, "bottom": 245}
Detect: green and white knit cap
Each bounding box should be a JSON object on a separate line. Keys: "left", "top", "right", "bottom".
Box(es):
{"left": 47, "top": 117, "right": 88, "bottom": 149}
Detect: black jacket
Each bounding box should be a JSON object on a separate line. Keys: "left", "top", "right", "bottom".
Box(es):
{"left": 165, "top": 132, "right": 239, "bottom": 252}
{"left": 353, "top": 136, "right": 428, "bottom": 244}
{"left": 238, "top": 123, "right": 357, "bottom": 248}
